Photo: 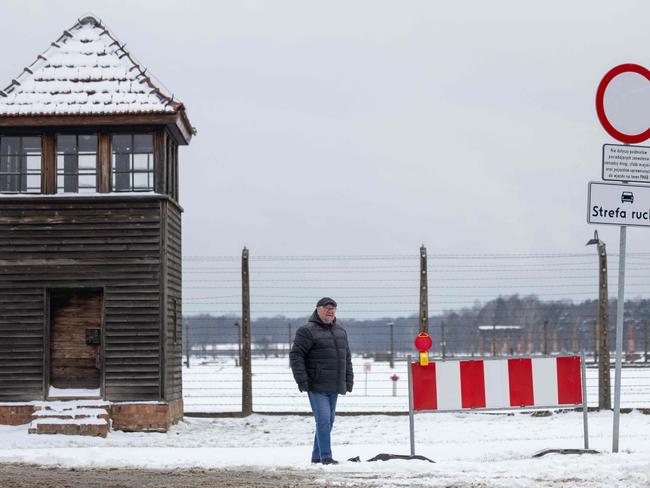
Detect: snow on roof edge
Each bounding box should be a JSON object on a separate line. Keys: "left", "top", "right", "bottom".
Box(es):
{"left": 0, "top": 13, "right": 184, "bottom": 116}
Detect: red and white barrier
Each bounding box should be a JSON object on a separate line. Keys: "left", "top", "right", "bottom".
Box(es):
{"left": 407, "top": 355, "right": 591, "bottom": 457}
{"left": 411, "top": 356, "right": 583, "bottom": 411}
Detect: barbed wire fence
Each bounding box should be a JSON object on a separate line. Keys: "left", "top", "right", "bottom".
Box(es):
{"left": 181, "top": 249, "right": 650, "bottom": 414}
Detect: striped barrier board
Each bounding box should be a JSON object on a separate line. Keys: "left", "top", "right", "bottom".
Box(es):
{"left": 406, "top": 354, "right": 590, "bottom": 457}
{"left": 411, "top": 356, "right": 583, "bottom": 411}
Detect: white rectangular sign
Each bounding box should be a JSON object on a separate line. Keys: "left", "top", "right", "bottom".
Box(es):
{"left": 602, "top": 144, "right": 650, "bottom": 183}
{"left": 588, "top": 181, "right": 650, "bottom": 227}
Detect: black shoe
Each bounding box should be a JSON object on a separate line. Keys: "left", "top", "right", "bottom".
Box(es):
{"left": 321, "top": 458, "right": 339, "bottom": 465}
{"left": 311, "top": 459, "right": 320, "bottom": 464}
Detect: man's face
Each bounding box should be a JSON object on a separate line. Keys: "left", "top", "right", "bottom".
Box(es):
{"left": 317, "top": 305, "right": 337, "bottom": 324}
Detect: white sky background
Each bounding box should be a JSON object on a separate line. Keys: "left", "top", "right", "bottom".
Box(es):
{"left": 3, "top": 1, "right": 650, "bottom": 317}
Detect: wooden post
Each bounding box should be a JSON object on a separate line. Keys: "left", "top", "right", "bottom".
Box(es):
{"left": 288, "top": 321, "right": 292, "bottom": 367}
{"left": 388, "top": 321, "right": 395, "bottom": 368}
{"left": 154, "top": 131, "right": 166, "bottom": 194}
{"left": 241, "top": 247, "right": 253, "bottom": 416}
{"left": 626, "top": 321, "right": 636, "bottom": 362}
{"left": 440, "top": 320, "right": 446, "bottom": 359}
{"left": 41, "top": 134, "right": 56, "bottom": 194}
{"left": 586, "top": 233, "right": 612, "bottom": 408}
{"left": 594, "top": 320, "right": 599, "bottom": 365}
{"left": 419, "top": 246, "right": 428, "bottom": 333}
{"left": 491, "top": 323, "right": 496, "bottom": 357}
{"left": 234, "top": 320, "right": 241, "bottom": 367}
{"left": 183, "top": 321, "right": 190, "bottom": 369}
{"left": 470, "top": 325, "right": 476, "bottom": 357}
{"left": 97, "top": 133, "right": 111, "bottom": 193}
{"left": 643, "top": 319, "right": 648, "bottom": 363}
{"left": 542, "top": 320, "right": 548, "bottom": 355}
{"left": 572, "top": 325, "right": 579, "bottom": 353}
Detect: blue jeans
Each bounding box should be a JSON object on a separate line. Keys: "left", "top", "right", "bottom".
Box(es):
{"left": 307, "top": 391, "right": 338, "bottom": 460}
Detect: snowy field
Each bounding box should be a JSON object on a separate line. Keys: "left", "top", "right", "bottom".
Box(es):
{"left": 182, "top": 355, "right": 650, "bottom": 412}
{"left": 1, "top": 410, "right": 649, "bottom": 487}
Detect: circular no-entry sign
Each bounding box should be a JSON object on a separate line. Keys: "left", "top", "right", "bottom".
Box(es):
{"left": 596, "top": 63, "right": 650, "bottom": 144}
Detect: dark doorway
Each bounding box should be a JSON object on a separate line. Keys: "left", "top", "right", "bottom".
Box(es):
{"left": 49, "top": 289, "right": 103, "bottom": 391}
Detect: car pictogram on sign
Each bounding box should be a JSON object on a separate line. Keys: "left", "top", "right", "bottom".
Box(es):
{"left": 621, "top": 191, "right": 634, "bottom": 203}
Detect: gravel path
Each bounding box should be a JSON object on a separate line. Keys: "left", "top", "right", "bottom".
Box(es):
{"left": 0, "top": 463, "right": 387, "bottom": 488}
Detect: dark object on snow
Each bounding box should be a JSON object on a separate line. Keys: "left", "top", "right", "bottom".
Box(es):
{"left": 531, "top": 410, "right": 552, "bottom": 417}
{"left": 321, "top": 458, "right": 339, "bottom": 465}
{"left": 533, "top": 448, "right": 600, "bottom": 458}
{"left": 366, "top": 453, "right": 434, "bottom": 463}
{"left": 347, "top": 456, "right": 361, "bottom": 463}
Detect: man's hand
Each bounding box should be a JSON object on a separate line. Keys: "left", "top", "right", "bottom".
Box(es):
{"left": 298, "top": 382, "right": 309, "bottom": 392}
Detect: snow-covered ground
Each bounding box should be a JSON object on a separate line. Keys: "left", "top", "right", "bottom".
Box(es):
{"left": 183, "top": 355, "right": 650, "bottom": 412}
{"left": 1, "top": 355, "right": 648, "bottom": 485}
{"left": 1, "top": 410, "right": 649, "bottom": 487}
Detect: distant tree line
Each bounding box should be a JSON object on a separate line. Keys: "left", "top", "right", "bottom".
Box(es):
{"left": 183, "top": 294, "right": 650, "bottom": 360}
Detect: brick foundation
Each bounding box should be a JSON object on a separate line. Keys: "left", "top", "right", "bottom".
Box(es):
{"left": 110, "top": 399, "right": 183, "bottom": 432}
{"left": 29, "top": 420, "right": 109, "bottom": 437}
{"left": 0, "top": 399, "right": 183, "bottom": 433}
{"left": 0, "top": 405, "right": 36, "bottom": 425}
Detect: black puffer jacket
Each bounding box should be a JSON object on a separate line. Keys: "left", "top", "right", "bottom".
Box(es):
{"left": 290, "top": 311, "right": 354, "bottom": 395}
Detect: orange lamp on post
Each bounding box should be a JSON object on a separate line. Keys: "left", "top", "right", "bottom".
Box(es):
{"left": 414, "top": 332, "right": 433, "bottom": 366}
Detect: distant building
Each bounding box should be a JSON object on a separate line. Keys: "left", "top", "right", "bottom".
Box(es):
{"left": 0, "top": 15, "right": 195, "bottom": 434}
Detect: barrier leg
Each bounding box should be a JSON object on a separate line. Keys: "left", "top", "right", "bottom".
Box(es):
{"left": 407, "top": 355, "right": 415, "bottom": 456}
{"left": 581, "top": 351, "right": 589, "bottom": 450}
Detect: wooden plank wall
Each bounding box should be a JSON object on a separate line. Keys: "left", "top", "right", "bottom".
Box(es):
{"left": 0, "top": 196, "right": 166, "bottom": 402}
{"left": 164, "top": 202, "right": 183, "bottom": 402}
{"left": 0, "top": 288, "right": 44, "bottom": 401}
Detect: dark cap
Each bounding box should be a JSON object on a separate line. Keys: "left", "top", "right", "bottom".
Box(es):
{"left": 316, "top": 297, "right": 337, "bottom": 308}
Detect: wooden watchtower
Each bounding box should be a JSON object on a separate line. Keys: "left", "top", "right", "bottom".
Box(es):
{"left": 0, "top": 15, "right": 194, "bottom": 429}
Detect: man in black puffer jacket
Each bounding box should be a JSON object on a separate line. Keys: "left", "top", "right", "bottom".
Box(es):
{"left": 290, "top": 297, "right": 353, "bottom": 465}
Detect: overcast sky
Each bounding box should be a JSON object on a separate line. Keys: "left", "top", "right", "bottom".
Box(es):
{"left": 3, "top": 1, "right": 650, "bottom": 317}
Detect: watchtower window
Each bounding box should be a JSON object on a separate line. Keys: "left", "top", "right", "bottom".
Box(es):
{"left": 112, "top": 134, "right": 154, "bottom": 192}
{"left": 56, "top": 134, "right": 98, "bottom": 194}
{"left": 0, "top": 136, "right": 42, "bottom": 194}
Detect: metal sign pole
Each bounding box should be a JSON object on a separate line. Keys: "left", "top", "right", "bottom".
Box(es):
{"left": 580, "top": 350, "right": 589, "bottom": 450}
{"left": 613, "top": 225, "right": 626, "bottom": 453}
{"left": 407, "top": 355, "right": 415, "bottom": 456}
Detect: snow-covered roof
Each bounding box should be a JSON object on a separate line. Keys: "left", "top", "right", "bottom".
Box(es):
{"left": 477, "top": 325, "right": 523, "bottom": 331}
{"left": 0, "top": 15, "right": 183, "bottom": 117}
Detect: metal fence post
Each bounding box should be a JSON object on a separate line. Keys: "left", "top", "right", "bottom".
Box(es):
{"left": 613, "top": 225, "right": 627, "bottom": 453}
